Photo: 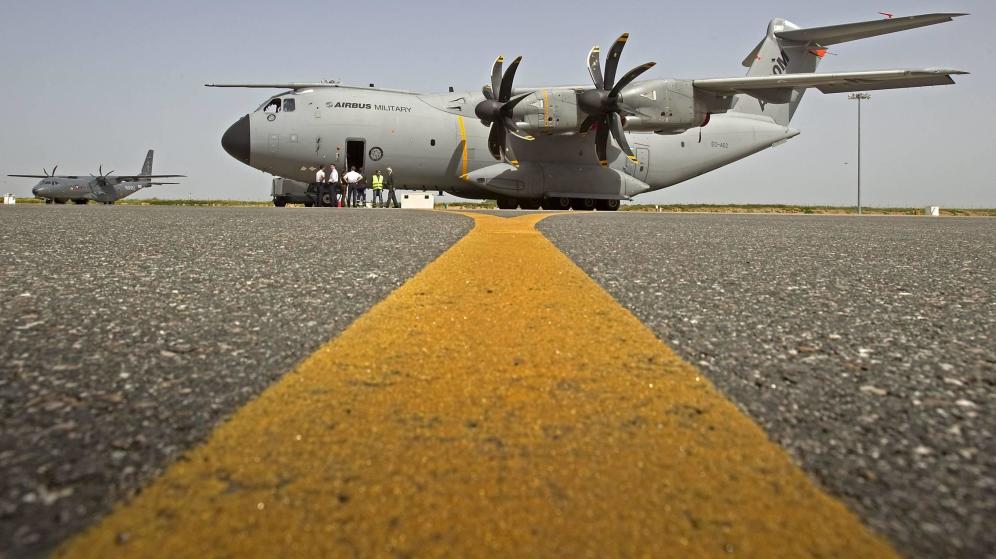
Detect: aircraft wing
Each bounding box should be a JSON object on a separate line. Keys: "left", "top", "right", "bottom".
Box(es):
{"left": 147, "top": 182, "right": 179, "bottom": 185}
{"left": 116, "top": 174, "right": 186, "bottom": 180}
{"left": 8, "top": 174, "right": 82, "bottom": 179}
{"left": 694, "top": 68, "right": 967, "bottom": 96}
{"left": 206, "top": 83, "right": 338, "bottom": 89}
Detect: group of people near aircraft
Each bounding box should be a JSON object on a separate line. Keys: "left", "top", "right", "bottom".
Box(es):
{"left": 315, "top": 164, "right": 397, "bottom": 208}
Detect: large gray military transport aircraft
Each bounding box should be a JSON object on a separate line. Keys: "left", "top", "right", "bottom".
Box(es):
{"left": 210, "top": 13, "right": 966, "bottom": 210}
{"left": 9, "top": 150, "right": 184, "bottom": 204}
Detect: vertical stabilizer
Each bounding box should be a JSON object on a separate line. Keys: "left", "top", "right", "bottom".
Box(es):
{"left": 140, "top": 150, "right": 154, "bottom": 176}
{"left": 732, "top": 19, "right": 821, "bottom": 126}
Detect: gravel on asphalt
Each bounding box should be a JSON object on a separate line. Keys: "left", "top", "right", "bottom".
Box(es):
{"left": 539, "top": 212, "right": 995, "bottom": 559}
{"left": 0, "top": 206, "right": 471, "bottom": 558}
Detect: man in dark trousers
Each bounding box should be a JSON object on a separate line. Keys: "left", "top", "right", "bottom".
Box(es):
{"left": 385, "top": 167, "right": 399, "bottom": 208}
{"left": 314, "top": 164, "right": 327, "bottom": 207}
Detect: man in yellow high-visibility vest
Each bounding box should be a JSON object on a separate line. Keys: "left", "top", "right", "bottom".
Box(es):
{"left": 371, "top": 170, "right": 385, "bottom": 208}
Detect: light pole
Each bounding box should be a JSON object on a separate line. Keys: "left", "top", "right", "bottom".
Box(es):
{"left": 848, "top": 93, "right": 871, "bottom": 215}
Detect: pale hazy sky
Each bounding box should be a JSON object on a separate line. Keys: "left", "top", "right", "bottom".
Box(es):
{"left": 1, "top": 0, "right": 992, "bottom": 206}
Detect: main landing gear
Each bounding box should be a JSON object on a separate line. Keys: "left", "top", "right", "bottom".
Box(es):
{"left": 496, "top": 197, "right": 620, "bottom": 211}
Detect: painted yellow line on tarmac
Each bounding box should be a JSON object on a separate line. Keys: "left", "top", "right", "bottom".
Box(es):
{"left": 60, "top": 213, "right": 897, "bottom": 558}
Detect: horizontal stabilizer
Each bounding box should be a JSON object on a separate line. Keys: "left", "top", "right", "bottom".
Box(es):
{"left": 775, "top": 13, "right": 966, "bottom": 46}
{"left": 696, "top": 68, "right": 967, "bottom": 97}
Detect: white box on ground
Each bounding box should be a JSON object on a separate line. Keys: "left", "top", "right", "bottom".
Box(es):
{"left": 401, "top": 193, "right": 434, "bottom": 209}
{"left": 2, "top": 194, "right": 16, "bottom": 205}
{"left": 924, "top": 206, "right": 940, "bottom": 217}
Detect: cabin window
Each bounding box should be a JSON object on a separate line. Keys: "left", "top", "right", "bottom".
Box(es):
{"left": 283, "top": 98, "right": 296, "bottom": 112}
{"left": 430, "top": 139, "right": 436, "bottom": 146}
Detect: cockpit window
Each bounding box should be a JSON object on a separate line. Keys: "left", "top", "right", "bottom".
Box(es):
{"left": 283, "top": 98, "right": 295, "bottom": 112}
{"left": 262, "top": 98, "right": 281, "bottom": 113}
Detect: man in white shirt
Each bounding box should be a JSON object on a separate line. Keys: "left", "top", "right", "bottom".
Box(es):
{"left": 314, "top": 165, "right": 327, "bottom": 207}
{"left": 327, "top": 165, "right": 340, "bottom": 207}
{"left": 343, "top": 166, "right": 363, "bottom": 208}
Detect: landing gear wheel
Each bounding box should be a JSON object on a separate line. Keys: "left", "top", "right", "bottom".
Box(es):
{"left": 496, "top": 198, "right": 518, "bottom": 210}
{"left": 543, "top": 197, "right": 571, "bottom": 210}
{"left": 319, "top": 192, "right": 334, "bottom": 207}
{"left": 570, "top": 198, "right": 596, "bottom": 211}
{"left": 273, "top": 196, "right": 287, "bottom": 207}
{"left": 519, "top": 199, "right": 541, "bottom": 210}
{"left": 304, "top": 200, "right": 315, "bottom": 208}
{"left": 53, "top": 199, "right": 66, "bottom": 205}
{"left": 595, "top": 199, "right": 620, "bottom": 211}
{"left": 44, "top": 198, "right": 54, "bottom": 204}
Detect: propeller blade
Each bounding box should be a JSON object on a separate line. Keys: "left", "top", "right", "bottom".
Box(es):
{"left": 603, "top": 33, "right": 629, "bottom": 90}
{"left": 610, "top": 62, "right": 656, "bottom": 98}
{"left": 489, "top": 55, "right": 504, "bottom": 101}
{"left": 99, "top": 165, "right": 102, "bottom": 176}
{"left": 498, "top": 56, "right": 522, "bottom": 102}
{"left": 106, "top": 169, "right": 115, "bottom": 177}
{"left": 502, "top": 92, "right": 531, "bottom": 114}
{"left": 504, "top": 117, "right": 534, "bottom": 141}
{"left": 578, "top": 114, "right": 599, "bottom": 134}
{"left": 43, "top": 168, "right": 49, "bottom": 177}
{"left": 52, "top": 165, "right": 58, "bottom": 176}
{"left": 587, "top": 45, "right": 604, "bottom": 90}
{"left": 609, "top": 113, "right": 636, "bottom": 160}
{"left": 595, "top": 116, "right": 610, "bottom": 167}
{"left": 487, "top": 120, "right": 504, "bottom": 161}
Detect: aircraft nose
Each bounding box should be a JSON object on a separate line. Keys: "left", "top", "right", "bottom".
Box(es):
{"left": 32, "top": 185, "right": 44, "bottom": 197}
{"left": 221, "top": 114, "right": 251, "bottom": 165}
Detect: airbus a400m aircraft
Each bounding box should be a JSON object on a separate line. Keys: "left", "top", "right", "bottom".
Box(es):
{"left": 9, "top": 150, "right": 185, "bottom": 204}
{"left": 211, "top": 13, "right": 966, "bottom": 210}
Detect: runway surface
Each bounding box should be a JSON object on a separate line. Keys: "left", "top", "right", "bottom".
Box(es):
{"left": 540, "top": 213, "right": 995, "bottom": 559}
{"left": 0, "top": 206, "right": 991, "bottom": 558}
{"left": 0, "top": 206, "right": 472, "bottom": 557}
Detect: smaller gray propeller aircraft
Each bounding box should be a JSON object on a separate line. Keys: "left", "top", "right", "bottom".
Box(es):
{"left": 8, "top": 150, "right": 185, "bottom": 204}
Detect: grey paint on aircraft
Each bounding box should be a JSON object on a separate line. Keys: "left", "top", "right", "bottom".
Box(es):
{"left": 210, "top": 13, "right": 965, "bottom": 206}
{"left": 8, "top": 150, "right": 184, "bottom": 204}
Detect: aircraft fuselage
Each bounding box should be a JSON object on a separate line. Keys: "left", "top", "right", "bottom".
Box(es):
{"left": 222, "top": 87, "right": 799, "bottom": 201}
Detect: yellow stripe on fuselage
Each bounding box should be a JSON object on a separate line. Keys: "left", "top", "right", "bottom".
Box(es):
{"left": 457, "top": 115, "right": 468, "bottom": 179}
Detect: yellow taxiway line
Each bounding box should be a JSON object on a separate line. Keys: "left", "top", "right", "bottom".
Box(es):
{"left": 59, "top": 213, "right": 897, "bottom": 558}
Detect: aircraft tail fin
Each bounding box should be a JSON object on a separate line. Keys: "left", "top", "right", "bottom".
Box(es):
{"left": 140, "top": 150, "right": 154, "bottom": 177}
{"left": 732, "top": 13, "right": 965, "bottom": 126}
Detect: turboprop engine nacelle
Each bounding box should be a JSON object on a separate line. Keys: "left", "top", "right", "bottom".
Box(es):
{"left": 616, "top": 79, "right": 713, "bottom": 135}
{"left": 510, "top": 88, "right": 581, "bottom": 135}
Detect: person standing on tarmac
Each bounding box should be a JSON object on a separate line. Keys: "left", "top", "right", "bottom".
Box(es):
{"left": 314, "top": 165, "right": 327, "bottom": 207}
{"left": 385, "top": 167, "right": 398, "bottom": 208}
{"left": 327, "top": 164, "right": 340, "bottom": 207}
{"left": 371, "top": 169, "right": 385, "bottom": 208}
{"left": 343, "top": 166, "right": 363, "bottom": 208}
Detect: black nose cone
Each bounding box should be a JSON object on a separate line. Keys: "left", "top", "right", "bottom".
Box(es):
{"left": 221, "top": 115, "right": 250, "bottom": 165}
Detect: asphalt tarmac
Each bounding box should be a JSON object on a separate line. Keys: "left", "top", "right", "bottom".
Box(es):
{"left": 1, "top": 207, "right": 992, "bottom": 558}
{"left": 539, "top": 213, "right": 995, "bottom": 559}
{"left": 0, "top": 206, "right": 472, "bottom": 558}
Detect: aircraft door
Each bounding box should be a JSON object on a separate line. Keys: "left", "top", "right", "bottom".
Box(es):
{"left": 625, "top": 146, "right": 650, "bottom": 182}
{"left": 345, "top": 139, "right": 365, "bottom": 172}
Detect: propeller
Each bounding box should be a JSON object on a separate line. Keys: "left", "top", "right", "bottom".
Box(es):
{"left": 42, "top": 165, "right": 58, "bottom": 177}
{"left": 577, "top": 33, "right": 656, "bottom": 166}
{"left": 90, "top": 165, "right": 115, "bottom": 186}
{"left": 474, "top": 55, "right": 534, "bottom": 162}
